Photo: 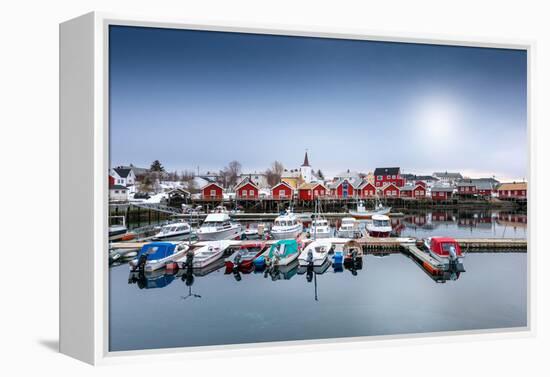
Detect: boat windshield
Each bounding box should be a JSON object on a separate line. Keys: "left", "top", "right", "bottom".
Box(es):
{"left": 373, "top": 219, "right": 389, "bottom": 227}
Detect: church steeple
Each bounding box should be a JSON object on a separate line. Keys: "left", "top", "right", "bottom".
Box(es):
{"left": 301, "top": 150, "right": 310, "bottom": 167}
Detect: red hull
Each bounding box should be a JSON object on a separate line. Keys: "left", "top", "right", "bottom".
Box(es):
{"left": 368, "top": 231, "right": 391, "bottom": 238}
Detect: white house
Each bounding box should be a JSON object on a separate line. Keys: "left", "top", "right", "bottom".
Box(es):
{"left": 110, "top": 167, "right": 137, "bottom": 186}
{"left": 109, "top": 184, "right": 129, "bottom": 202}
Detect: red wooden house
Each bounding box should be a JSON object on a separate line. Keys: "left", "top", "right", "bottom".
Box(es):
{"left": 298, "top": 182, "right": 327, "bottom": 201}
{"left": 431, "top": 186, "right": 453, "bottom": 201}
{"left": 381, "top": 183, "right": 400, "bottom": 198}
{"left": 357, "top": 181, "right": 377, "bottom": 198}
{"left": 374, "top": 167, "right": 405, "bottom": 188}
{"left": 415, "top": 181, "right": 426, "bottom": 188}
{"left": 330, "top": 178, "right": 357, "bottom": 198}
{"left": 497, "top": 182, "right": 527, "bottom": 200}
{"left": 400, "top": 184, "right": 426, "bottom": 199}
{"left": 235, "top": 178, "right": 259, "bottom": 200}
{"left": 457, "top": 180, "right": 477, "bottom": 197}
{"left": 109, "top": 175, "right": 115, "bottom": 186}
{"left": 271, "top": 181, "right": 294, "bottom": 200}
{"left": 201, "top": 182, "right": 223, "bottom": 200}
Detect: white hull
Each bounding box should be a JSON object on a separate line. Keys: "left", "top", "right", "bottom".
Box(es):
{"left": 271, "top": 225, "right": 303, "bottom": 240}
{"left": 338, "top": 229, "right": 358, "bottom": 238}
{"left": 153, "top": 231, "right": 191, "bottom": 241}
{"left": 298, "top": 240, "right": 331, "bottom": 266}
{"left": 190, "top": 241, "right": 232, "bottom": 268}
{"left": 129, "top": 247, "right": 188, "bottom": 272}
{"left": 197, "top": 225, "right": 242, "bottom": 241}
{"left": 272, "top": 252, "right": 299, "bottom": 266}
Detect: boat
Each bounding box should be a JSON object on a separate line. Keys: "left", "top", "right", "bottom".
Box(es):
{"left": 128, "top": 268, "right": 177, "bottom": 289}
{"left": 129, "top": 241, "right": 189, "bottom": 272}
{"left": 185, "top": 240, "right": 232, "bottom": 269}
{"left": 419, "top": 237, "right": 465, "bottom": 271}
{"left": 348, "top": 200, "right": 391, "bottom": 219}
{"left": 152, "top": 221, "right": 191, "bottom": 241}
{"left": 298, "top": 239, "right": 332, "bottom": 267}
{"left": 242, "top": 224, "right": 260, "bottom": 240}
{"left": 196, "top": 213, "right": 242, "bottom": 241}
{"left": 337, "top": 217, "right": 360, "bottom": 238}
{"left": 109, "top": 216, "right": 128, "bottom": 240}
{"left": 270, "top": 209, "right": 303, "bottom": 239}
{"left": 224, "top": 242, "right": 266, "bottom": 273}
{"left": 309, "top": 219, "right": 331, "bottom": 238}
{"left": 254, "top": 239, "right": 301, "bottom": 267}
{"left": 366, "top": 214, "right": 392, "bottom": 237}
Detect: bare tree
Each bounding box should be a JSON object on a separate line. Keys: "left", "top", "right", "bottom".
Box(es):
{"left": 265, "top": 161, "right": 284, "bottom": 187}
{"left": 224, "top": 160, "right": 242, "bottom": 187}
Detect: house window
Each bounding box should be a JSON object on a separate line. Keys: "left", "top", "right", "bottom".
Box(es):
{"left": 210, "top": 189, "right": 216, "bottom": 197}
{"left": 377, "top": 176, "right": 382, "bottom": 180}
{"left": 280, "top": 191, "right": 286, "bottom": 198}
{"left": 386, "top": 175, "right": 391, "bottom": 179}
{"left": 242, "top": 190, "right": 247, "bottom": 197}
{"left": 392, "top": 175, "right": 396, "bottom": 179}
{"left": 249, "top": 189, "right": 254, "bottom": 196}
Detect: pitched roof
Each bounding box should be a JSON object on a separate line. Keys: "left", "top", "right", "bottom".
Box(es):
{"left": 301, "top": 151, "right": 310, "bottom": 167}
{"left": 234, "top": 178, "right": 259, "bottom": 190}
{"left": 201, "top": 182, "right": 224, "bottom": 190}
{"left": 374, "top": 167, "right": 400, "bottom": 176}
{"left": 498, "top": 182, "right": 527, "bottom": 191}
{"left": 433, "top": 172, "right": 462, "bottom": 179}
{"left": 113, "top": 167, "right": 132, "bottom": 178}
{"left": 357, "top": 180, "right": 376, "bottom": 189}
{"left": 272, "top": 181, "right": 294, "bottom": 190}
{"left": 431, "top": 185, "right": 454, "bottom": 192}
{"left": 298, "top": 182, "right": 326, "bottom": 190}
{"left": 109, "top": 184, "right": 128, "bottom": 190}
{"left": 456, "top": 180, "right": 477, "bottom": 187}
{"left": 401, "top": 183, "right": 424, "bottom": 191}
{"left": 329, "top": 177, "right": 363, "bottom": 189}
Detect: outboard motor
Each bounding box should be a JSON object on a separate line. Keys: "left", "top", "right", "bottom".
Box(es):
{"left": 448, "top": 245, "right": 458, "bottom": 267}
{"left": 306, "top": 265, "right": 313, "bottom": 283}
{"left": 233, "top": 251, "right": 242, "bottom": 272}
{"left": 136, "top": 253, "right": 148, "bottom": 273}
{"left": 307, "top": 250, "right": 314, "bottom": 267}
{"left": 184, "top": 250, "right": 195, "bottom": 269}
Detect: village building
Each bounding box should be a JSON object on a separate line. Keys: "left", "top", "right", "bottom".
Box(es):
{"left": 357, "top": 180, "right": 377, "bottom": 198}
{"left": 433, "top": 171, "right": 463, "bottom": 186}
{"left": 298, "top": 182, "right": 328, "bottom": 201}
{"left": 328, "top": 177, "right": 361, "bottom": 198}
{"left": 430, "top": 185, "right": 454, "bottom": 201}
{"left": 110, "top": 166, "right": 137, "bottom": 186}
{"left": 271, "top": 181, "right": 294, "bottom": 200}
{"left": 238, "top": 172, "right": 269, "bottom": 189}
{"left": 374, "top": 167, "right": 405, "bottom": 188}
{"left": 497, "top": 182, "right": 527, "bottom": 200}
{"left": 281, "top": 151, "right": 315, "bottom": 189}
{"left": 235, "top": 178, "right": 260, "bottom": 200}
{"left": 165, "top": 188, "right": 191, "bottom": 207}
{"left": 456, "top": 180, "right": 477, "bottom": 197}
{"left": 201, "top": 182, "right": 224, "bottom": 200}
{"left": 109, "top": 184, "right": 129, "bottom": 202}
{"left": 400, "top": 183, "right": 426, "bottom": 199}
{"left": 473, "top": 180, "right": 494, "bottom": 198}
{"left": 401, "top": 174, "right": 439, "bottom": 188}
{"left": 381, "top": 182, "right": 400, "bottom": 198}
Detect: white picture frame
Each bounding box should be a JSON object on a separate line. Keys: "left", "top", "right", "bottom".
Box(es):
{"left": 59, "top": 11, "right": 534, "bottom": 365}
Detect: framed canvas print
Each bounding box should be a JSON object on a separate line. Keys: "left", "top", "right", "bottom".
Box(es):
{"left": 60, "top": 12, "right": 533, "bottom": 365}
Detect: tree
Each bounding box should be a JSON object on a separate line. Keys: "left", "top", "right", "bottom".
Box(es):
{"left": 265, "top": 161, "right": 284, "bottom": 187}
{"left": 150, "top": 160, "right": 165, "bottom": 172}
{"left": 317, "top": 169, "right": 325, "bottom": 180}
{"left": 224, "top": 160, "right": 242, "bottom": 187}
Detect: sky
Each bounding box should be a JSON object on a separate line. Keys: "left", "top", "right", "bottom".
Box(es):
{"left": 109, "top": 26, "right": 527, "bottom": 181}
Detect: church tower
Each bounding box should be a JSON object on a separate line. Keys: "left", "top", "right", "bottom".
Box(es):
{"left": 300, "top": 150, "right": 313, "bottom": 183}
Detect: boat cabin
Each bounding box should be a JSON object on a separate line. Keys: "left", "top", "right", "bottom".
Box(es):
{"left": 371, "top": 214, "right": 390, "bottom": 227}
{"left": 428, "top": 237, "right": 463, "bottom": 257}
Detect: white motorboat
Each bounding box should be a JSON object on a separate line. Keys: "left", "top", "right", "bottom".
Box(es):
{"left": 366, "top": 214, "right": 392, "bottom": 238}
{"left": 186, "top": 240, "right": 232, "bottom": 268}
{"left": 271, "top": 209, "right": 303, "bottom": 239}
{"left": 196, "top": 213, "right": 242, "bottom": 241}
{"left": 309, "top": 218, "right": 331, "bottom": 238}
{"left": 129, "top": 241, "right": 190, "bottom": 272}
{"left": 337, "top": 217, "right": 360, "bottom": 238}
{"left": 348, "top": 200, "right": 391, "bottom": 219}
{"left": 153, "top": 221, "right": 191, "bottom": 241}
{"left": 298, "top": 239, "right": 332, "bottom": 266}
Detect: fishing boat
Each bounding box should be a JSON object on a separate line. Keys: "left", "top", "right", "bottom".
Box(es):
{"left": 366, "top": 214, "right": 392, "bottom": 237}
{"left": 224, "top": 242, "right": 266, "bottom": 273}
{"left": 418, "top": 237, "right": 465, "bottom": 271}
{"left": 129, "top": 241, "right": 189, "bottom": 272}
{"left": 270, "top": 209, "right": 303, "bottom": 239}
{"left": 186, "top": 240, "right": 232, "bottom": 269}
{"left": 309, "top": 219, "right": 331, "bottom": 238}
{"left": 298, "top": 239, "right": 332, "bottom": 267}
{"left": 196, "top": 213, "right": 242, "bottom": 241}
{"left": 152, "top": 221, "right": 191, "bottom": 241}
{"left": 337, "top": 217, "right": 360, "bottom": 238}
{"left": 348, "top": 200, "right": 391, "bottom": 219}
{"left": 109, "top": 216, "right": 128, "bottom": 240}
{"left": 254, "top": 239, "right": 301, "bottom": 268}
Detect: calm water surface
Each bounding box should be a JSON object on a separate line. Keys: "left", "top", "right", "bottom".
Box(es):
{"left": 109, "top": 209, "right": 527, "bottom": 351}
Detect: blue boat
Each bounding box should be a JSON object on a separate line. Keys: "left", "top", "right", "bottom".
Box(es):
{"left": 129, "top": 241, "right": 189, "bottom": 272}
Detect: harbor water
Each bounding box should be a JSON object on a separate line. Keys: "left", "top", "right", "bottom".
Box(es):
{"left": 109, "top": 210, "right": 527, "bottom": 352}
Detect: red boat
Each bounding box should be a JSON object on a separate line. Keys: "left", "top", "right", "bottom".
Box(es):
{"left": 224, "top": 242, "right": 266, "bottom": 274}
{"left": 419, "top": 237, "right": 465, "bottom": 271}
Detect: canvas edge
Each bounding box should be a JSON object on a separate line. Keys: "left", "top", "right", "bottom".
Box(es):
{"left": 58, "top": 10, "right": 535, "bottom": 366}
